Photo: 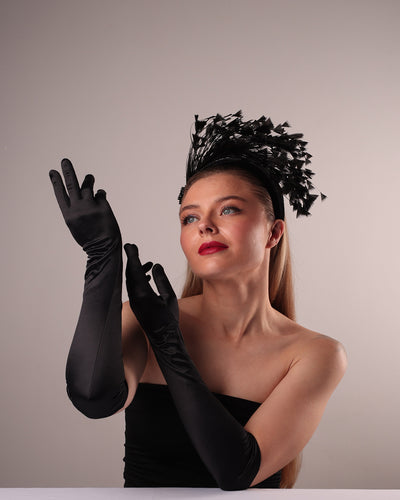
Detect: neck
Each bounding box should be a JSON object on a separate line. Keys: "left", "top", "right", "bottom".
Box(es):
{"left": 199, "top": 260, "right": 276, "bottom": 342}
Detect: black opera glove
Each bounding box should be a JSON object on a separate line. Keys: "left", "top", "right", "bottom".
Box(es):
{"left": 49, "top": 159, "right": 128, "bottom": 418}
{"left": 124, "top": 244, "right": 261, "bottom": 490}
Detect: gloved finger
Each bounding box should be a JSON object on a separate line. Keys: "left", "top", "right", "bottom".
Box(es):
{"left": 142, "top": 261, "right": 153, "bottom": 274}
{"left": 80, "top": 174, "right": 95, "bottom": 199}
{"left": 124, "top": 244, "right": 154, "bottom": 296}
{"left": 61, "top": 158, "right": 81, "bottom": 201}
{"left": 49, "top": 169, "right": 70, "bottom": 212}
{"left": 124, "top": 242, "right": 140, "bottom": 261}
{"left": 152, "top": 264, "right": 177, "bottom": 301}
{"left": 152, "top": 264, "right": 179, "bottom": 321}
{"left": 94, "top": 188, "right": 107, "bottom": 201}
{"left": 142, "top": 261, "right": 153, "bottom": 282}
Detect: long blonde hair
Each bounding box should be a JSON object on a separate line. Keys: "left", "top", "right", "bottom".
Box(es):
{"left": 180, "top": 166, "right": 301, "bottom": 487}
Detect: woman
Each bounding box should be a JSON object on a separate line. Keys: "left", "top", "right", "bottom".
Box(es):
{"left": 49, "top": 111, "right": 347, "bottom": 490}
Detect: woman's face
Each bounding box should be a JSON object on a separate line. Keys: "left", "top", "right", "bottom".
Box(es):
{"left": 179, "top": 172, "right": 274, "bottom": 281}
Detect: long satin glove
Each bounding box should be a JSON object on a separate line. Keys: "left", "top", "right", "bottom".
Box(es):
{"left": 124, "top": 244, "right": 261, "bottom": 490}
{"left": 49, "top": 158, "right": 129, "bottom": 418}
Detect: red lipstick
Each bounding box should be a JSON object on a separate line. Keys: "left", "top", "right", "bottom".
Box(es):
{"left": 198, "top": 241, "right": 228, "bottom": 255}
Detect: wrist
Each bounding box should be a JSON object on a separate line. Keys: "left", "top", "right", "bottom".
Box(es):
{"left": 83, "top": 234, "right": 122, "bottom": 257}
{"left": 84, "top": 238, "right": 122, "bottom": 284}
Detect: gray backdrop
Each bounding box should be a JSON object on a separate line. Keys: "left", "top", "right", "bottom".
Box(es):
{"left": 1, "top": 0, "right": 399, "bottom": 489}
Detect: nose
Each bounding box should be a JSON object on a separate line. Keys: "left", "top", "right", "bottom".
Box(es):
{"left": 198, "top": 217, "right": 217, "bottom": 235}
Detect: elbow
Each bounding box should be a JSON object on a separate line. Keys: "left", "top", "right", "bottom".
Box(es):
{"left": 66, "top": 382, "right": 128, "bottom": 419}
{"left": 215, "top": 469, "right": 255, "bottom": 491}
{"left": 216, "top": 432, "right": 261, "bottom": 491}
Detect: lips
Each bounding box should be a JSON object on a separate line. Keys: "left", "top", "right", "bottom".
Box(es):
{"left": 198, "top": 241, "right": 228, "bottom": 255}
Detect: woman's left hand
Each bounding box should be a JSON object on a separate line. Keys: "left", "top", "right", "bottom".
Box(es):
{"left": 124, "top": 243, "right": 179, "bottom": 339}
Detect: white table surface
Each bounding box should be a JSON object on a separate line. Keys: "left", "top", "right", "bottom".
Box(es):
{"left": 0, "top": 489, "right": 399, "bottom": 500}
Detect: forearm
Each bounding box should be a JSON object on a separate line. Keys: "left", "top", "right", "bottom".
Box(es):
{"left": 66, "top": 240, "right": 128, "bottom": 418}
{"left": 150, "top": 324, "right": 260, "bottom": 490}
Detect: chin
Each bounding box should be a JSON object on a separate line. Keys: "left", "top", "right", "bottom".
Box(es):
{"left": 191, "top": 256, "right": 267, "bottom": 283}
{"left": 190, "top": 263, "right": 245, "bottom": 282}
{"left": 189, "top": 263, "right": 228, "bottom": 281}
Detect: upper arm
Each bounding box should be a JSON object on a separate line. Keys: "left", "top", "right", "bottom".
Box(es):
{"left": 116, "top": 301, "right": 149, "bottom": 412}
{"left": 246, "top": 337, "right": 347, "bottom": 486}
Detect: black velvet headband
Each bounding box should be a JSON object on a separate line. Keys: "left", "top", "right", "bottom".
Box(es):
{"left": 178, "top": 111, "right": 326, "bottom": 219}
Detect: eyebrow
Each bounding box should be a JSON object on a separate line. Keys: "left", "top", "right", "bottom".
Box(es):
{"left": 179, "top": 195, "right": 248, "bottom": 214}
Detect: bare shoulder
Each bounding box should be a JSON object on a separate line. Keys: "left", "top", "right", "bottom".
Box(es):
{"left": 289, "top": 324, "right": 348, "bottom": 391}
{"left": 299, "top": 326, "right": 347, "bottom": 363}
{"left": 273, "top": 310, "right": 347, "bottom": 365}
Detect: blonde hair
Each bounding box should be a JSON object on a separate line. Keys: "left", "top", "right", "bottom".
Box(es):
{"left": 180, "top": 166, "right": 301, "bottom": 487}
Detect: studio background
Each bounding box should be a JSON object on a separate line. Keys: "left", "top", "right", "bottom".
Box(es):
{"left": 1, "top": 0, "right": 399, "bottom": 489}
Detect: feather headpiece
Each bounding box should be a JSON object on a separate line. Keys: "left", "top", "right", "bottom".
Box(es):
{"left": 178, "top": 111, "right": 326, "bottom": 218}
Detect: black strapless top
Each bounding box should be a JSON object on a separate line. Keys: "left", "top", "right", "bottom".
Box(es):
{"left": 124, "top": 383, "right": 281, "bottom": 488}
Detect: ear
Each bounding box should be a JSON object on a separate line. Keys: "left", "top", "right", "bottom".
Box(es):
{"left": 266, "top": 219, "right": 285, "bottom": 249}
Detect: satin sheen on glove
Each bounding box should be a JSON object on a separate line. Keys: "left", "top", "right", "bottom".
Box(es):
{"left": 124, "top": 243, "right": 261, "bottom": 490}
{"left": 49, "top": 159, "right": 128, "bottom": 418}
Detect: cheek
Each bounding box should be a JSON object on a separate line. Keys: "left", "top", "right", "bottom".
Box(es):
{"left": 235, "top": 217, "right": 267, "bottom": 242}
{"left": 236, "top": 221, "right": 269, "bottom": 258}
{"left": 180, "top": 228, "right": 192, "bottom": 259}
{"left": 180, "top": 229, "right": 203, "bottom": 273}
{"left": 180, "top": 231, "right": 186, "bottom": 254}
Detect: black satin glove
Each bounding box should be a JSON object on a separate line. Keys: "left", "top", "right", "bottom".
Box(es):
{"left": 49, "top": 159, "right": 127, "bottom": 418}
{"left": 124, "top": 243, "right": 261, "bottom": 490}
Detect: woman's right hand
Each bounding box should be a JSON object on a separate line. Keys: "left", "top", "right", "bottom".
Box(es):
{"left": 49, "top": 158, "right": 121, "bottom": 252}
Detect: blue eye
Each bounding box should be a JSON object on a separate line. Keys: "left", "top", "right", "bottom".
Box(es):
{"left": 221, "top": 206, "right": 240, "bottom": 215}
{"left": 182, "top": 215, "right": 198, "bottom": 225}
